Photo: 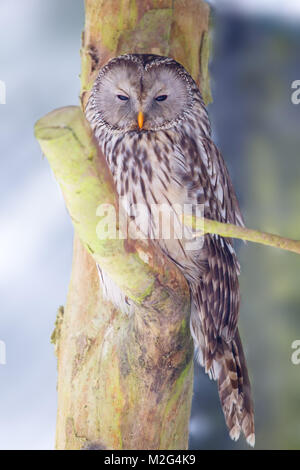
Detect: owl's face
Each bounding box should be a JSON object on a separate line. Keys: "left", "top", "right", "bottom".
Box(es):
{"left": 89, "top": 55, "right": 195, "bottom": 132}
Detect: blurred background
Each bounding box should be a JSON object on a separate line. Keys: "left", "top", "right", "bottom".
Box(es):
{"left": 0, "top": 0, "right": 300, "bottom": 450}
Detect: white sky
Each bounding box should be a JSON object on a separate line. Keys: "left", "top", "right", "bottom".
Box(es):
{"left": 208, "top": 0, "right": 300, "bottom": 20}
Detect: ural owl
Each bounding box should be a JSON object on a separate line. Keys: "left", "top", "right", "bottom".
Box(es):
{"left": 85, "top": 54, "right": 254, "bottom": 446}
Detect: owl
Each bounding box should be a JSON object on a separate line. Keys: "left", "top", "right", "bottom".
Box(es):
{"left": 85, "top": 54, "right": 255, "bottom": 447}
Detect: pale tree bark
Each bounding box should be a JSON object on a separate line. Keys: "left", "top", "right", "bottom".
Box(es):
{"left": 35, "top": 0, "right": 211, "bottom": 450}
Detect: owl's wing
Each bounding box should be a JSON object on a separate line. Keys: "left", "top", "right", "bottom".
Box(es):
{"left": 200, "top": 136, "right": 245, "bottom": 228}
{"left": 190, "top": 135, "right": 244, "bottom": 344}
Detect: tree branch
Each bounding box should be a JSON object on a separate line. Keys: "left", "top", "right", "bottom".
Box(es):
{"left": 35, "top": 106, "right": 188, "bottom": 305}
{"left": 35, "top": 106, "right": 300, "bottom": 316}
{"left": 184, "top": 216, "right": 300, "bottom": 255}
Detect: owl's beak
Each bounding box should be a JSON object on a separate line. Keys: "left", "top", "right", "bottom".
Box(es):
{"left": 137, "top": 111, "right": 144, "bottom": 129}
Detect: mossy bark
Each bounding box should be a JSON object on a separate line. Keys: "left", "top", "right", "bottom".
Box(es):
{"left": 35, "top": 0, "right": 211, "bottom": 450}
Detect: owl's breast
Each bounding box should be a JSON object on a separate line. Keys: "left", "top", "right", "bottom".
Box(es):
{"left": 107, "top": 129, "right": 191, "bottom": 207}
{"left": 103, "top": 129, "right": 205, "bottom": 272}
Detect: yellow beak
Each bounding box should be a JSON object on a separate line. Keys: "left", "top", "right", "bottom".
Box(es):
{"left": 137, "top": 111, "right": 144, "bottom": 129}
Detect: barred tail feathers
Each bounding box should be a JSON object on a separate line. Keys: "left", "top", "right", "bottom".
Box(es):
{"left": 190, "top": 305, "right": 255, "bottom": 446}
{"left": 215, "top": 330, "right": 255, "bottom": 446}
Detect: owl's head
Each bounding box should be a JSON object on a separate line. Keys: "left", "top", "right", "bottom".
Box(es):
{"left": 87, "top": 54, "right": 196, "bottom": 132}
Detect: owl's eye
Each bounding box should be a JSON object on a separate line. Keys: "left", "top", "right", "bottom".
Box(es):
{"left": 155, "top": 95, "right": 168, "bottom": 102}
{"left": 117, "top": 94, "right": 129, "bottom": 101}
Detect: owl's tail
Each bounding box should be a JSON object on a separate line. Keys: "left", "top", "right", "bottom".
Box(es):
{"left": 214, "top": 330, "right": 255, "bottom": 446}
{"left": 191, "top": 311, "right": 255, "bottom": 446}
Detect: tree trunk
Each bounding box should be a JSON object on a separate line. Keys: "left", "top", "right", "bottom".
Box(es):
{"left": 35, "top": 0, "right": 211, "bottom": 450}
